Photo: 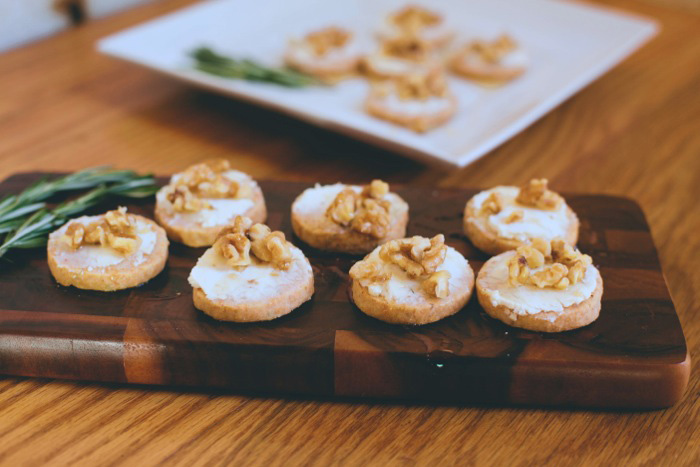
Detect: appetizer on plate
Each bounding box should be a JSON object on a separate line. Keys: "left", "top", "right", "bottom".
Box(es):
{"left": 284, "top": 26, "right": 364, "bottom": 81}
{"left": 450, "top": 34, "right": 528, "bottom": 84}
{"left": 365, "top": 70, "right": 457, "bottom": 132}
{"left": 463, "top": 179, "right": 579, "bottom": 255}
{"left": 291, "top": 179, "right": 408, "bottom": 254}
{"left": 349, "top": 234, "right": 474, "bottom": 325}
{"left": 363, "top": 34, "right": 442, "bottom": 80}
{"left": 476, "top": 238, "right": 602, "bottom": 332}
{"left": 377, "top": 5, "right": 454, "bottom": 50}
{"left": 188, "top": 216, "right": 314, "bottom": 322}
{"left": 47, "top": 207, "right": 168, "bottom": 291}
{"left": 155, "top": 159, "right": 266, "bottom": 247}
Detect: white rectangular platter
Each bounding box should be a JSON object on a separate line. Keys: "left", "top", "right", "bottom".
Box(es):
{"left": 98, "top": 0, "right": 657, "bottom": 167}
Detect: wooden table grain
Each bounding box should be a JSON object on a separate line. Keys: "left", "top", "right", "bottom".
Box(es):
{"left": 0, "top": 0, "right": 698, "bottom": 464}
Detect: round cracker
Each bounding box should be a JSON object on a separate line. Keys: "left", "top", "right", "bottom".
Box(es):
{"left": 192, "top": 255, "right": 315, "bottom": 322}
{"left": 365, "top": 92, "right": 457, "bottom": 132}
{"left": 349, "top": 248, "right": 475, "bottom": 325}
{"left": 476, "top": 251, "right": 603, "bottom": 332}
{"left": 47, "top": 214, "right": 169, "bottom": 292}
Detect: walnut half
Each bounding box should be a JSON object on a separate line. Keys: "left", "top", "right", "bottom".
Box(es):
{"left": 516, "top": 179, "right": 563, "bottom": 210}
{"left": 422, "top": 270, "right": 451, "bottom": 298}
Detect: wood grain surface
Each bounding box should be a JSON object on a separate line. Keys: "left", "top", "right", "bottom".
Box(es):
{"left": 0, "top": 174, "right": 688, "bottom": 409}
{"left": 0, "top": 0, "right": 698, "bottom": 465}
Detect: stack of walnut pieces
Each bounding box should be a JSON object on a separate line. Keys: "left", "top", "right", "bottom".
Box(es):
{"left": 215, "top": 216, "right": 292, "bottom": 270}
{"left": 61, "top": 207, "right": 138, "bottom": 255}
{"left": 508, "top": 238, "right": 592, "bottom": 290}
{"left": 352, "top": 234, "right": 451, "bottom": 299}
{"left": 480, "top": 178, "right": 563, "bottom": 221}
{"left": 163, "top": 159, "right": 250, "bottom": 213}
{"left": 326, "top": 179, "right": 391, "bottom": 239}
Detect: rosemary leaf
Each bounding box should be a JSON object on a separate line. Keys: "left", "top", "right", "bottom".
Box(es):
{"left": 191, "top": 47, "right": 318, "bottom": 88}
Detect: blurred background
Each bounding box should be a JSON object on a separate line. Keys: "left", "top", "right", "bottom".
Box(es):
{"left": 0, "top": 0, "right": 156, "bottom": 52}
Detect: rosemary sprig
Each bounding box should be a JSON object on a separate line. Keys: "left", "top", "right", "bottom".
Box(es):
{"left": 0, "top": 170, "right": 158, "bottom": 259}
{"left": 191, "top": 47, "right": 318, "bottom": 88}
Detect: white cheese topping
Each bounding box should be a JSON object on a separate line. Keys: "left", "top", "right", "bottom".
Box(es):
{"left": 459, "top": 46, "right": 528, "bottom": 69}
{"left": 365, "top": 53, "right": 430, "bottom": 76}
{"left": 483, "top": 252, "right": 598, "bottom": 318}
{"left": 188, "top": 244, "right": 311, "bottom": 303}
{"left": 471, "top": 186, "right": 569, "bottom": 242}
{"left": 287, "top": 39, "right": 363, "bottom": 67}
{"left": 357, "top": 245, "right": 469, "bottom": 305}
{"left": 379, "top": 93, "right": 452, "bottom": 116}
{"left": 53, "top": 216, "right": 157, "bottom": 270}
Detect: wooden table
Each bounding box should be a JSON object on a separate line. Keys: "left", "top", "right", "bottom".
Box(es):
{"left": 0, "top": 0, "right": 698, "bottom": 464}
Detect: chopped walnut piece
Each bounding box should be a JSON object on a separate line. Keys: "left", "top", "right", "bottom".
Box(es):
{"left": 363, "top": 179, "right": 389, "bottom": 199}
{"left": 61, "top": 207, "right": 139, "bottom": 255}
{"left": 306, "top": 27, "right": 352, "bottom": 56}
{"left": 504, "top": 210, "right": 523, "bottom": 224}
{"left": 516, "top": 245, "right": 545, "bottom": 269}
{"left": 530, "top": 263, "right": 569, "bottom": 289}
{"left": 471, "top": 35, "right": 517, "bottom": 64}
{"left": 61, "top": 223, "right": 85, "bottom": 250}
{"left": 516, "top": 178, "right": 563, "bottom": 210}
{"left": 166, "top": 186, "right": 212, "bottom": 212}
{"left": 248, "top": 223, "right": 293, "bottom": 270}
{"left": 351, "top": 198, "right": 391, "bottom": 239}
{"left": 391, "top": 6, "right": 441, "bottom": 33}
{"left": 216, "top": 231, "right": 251, "bottom": 268}
{"left": 479, "top": 192, "right": 503, "bottom": 216}
{"left": 326, "top": 189, "right": 358, "bottom": 226}
{"left": 326, "top": 182, "right": 393, "bottom": 238}
{"left": 175, "top": 159, "right": 245, "bottom": 199}
{"left": 380, "top": 234, "right": 447, "bottom": 278}
{"left": 507, "top": 237, "right": 592, "bottom": 289}
{"left": 423, "top": 270, "right": 451, "bottom": 298}
{"left": 349, "top": 260, "right": 390, "bottom": 283}
{"left": 216, "top": 216, "right": 293, "bottom": 270}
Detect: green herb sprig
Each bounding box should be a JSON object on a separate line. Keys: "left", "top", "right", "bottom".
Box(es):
{"left": 191, "top": 47, "right": 318, "bottom": 88}
{"left": 0, "top": 169, "right": 158, "bottom": 260}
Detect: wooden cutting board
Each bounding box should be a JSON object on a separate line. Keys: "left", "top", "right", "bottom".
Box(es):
{"left": 0, "top": 173, "right": 690, "bottom": 408}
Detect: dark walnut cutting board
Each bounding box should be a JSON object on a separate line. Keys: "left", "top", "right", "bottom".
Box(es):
{"left": 0, "top": 173, "right": 690, "bottom": 408}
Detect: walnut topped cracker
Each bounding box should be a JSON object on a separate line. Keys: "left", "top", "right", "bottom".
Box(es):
{"left": 349, "top": 232, "right": 475, "bottom": 324}
{"left": 350, "top": 234, "right": 452, "bottom": 299}
{"left": 516, "top": 178, "right": 563, "bottom": 210}
{"left": 507, "top": 237, "right": 592, "bottom": 290}
{"left": 325, "top": 180, "right": 393, "bottom": 239}
{"left": 61, "top": 207, "right": 139, "bottom": 255}
{"left": 215, "top": 216, "right": 292, "bottom": 270}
